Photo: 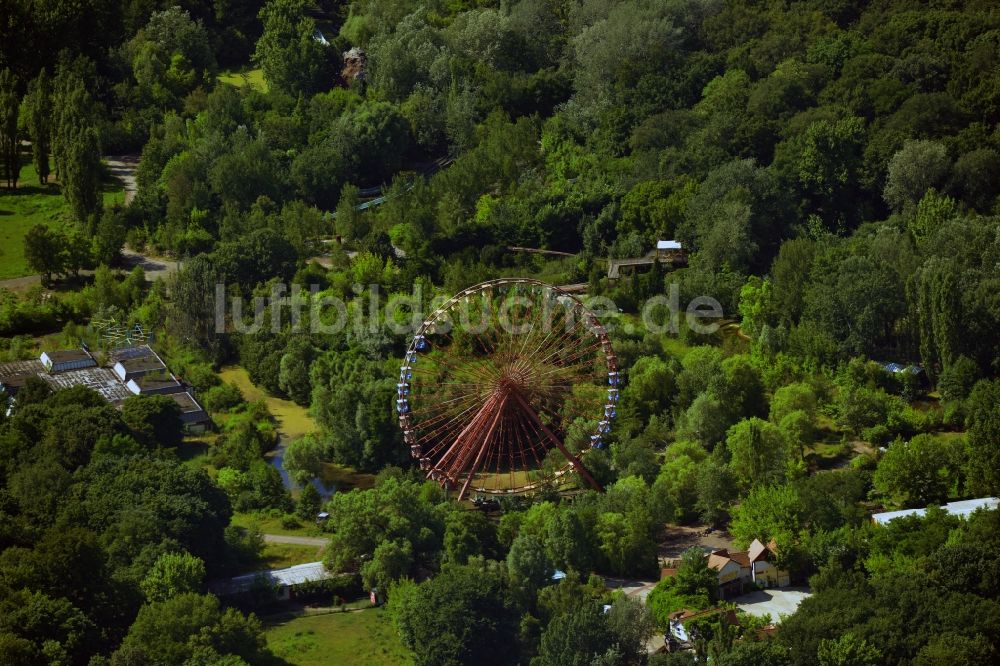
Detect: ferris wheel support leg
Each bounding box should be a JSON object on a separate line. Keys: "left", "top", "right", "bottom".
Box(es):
{"left": 430, "top": 392, "right": 502, "bottom": 489}
{"left": 510, "top": 390, "right": 603, "bottom": 493}
{"left": 457, "top": 393, "right": 508, "bottom": 501}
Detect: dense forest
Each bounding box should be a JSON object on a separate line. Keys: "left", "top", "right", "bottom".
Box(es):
{"left": 1, "top": 0, "right": 1000, "bottom": 664}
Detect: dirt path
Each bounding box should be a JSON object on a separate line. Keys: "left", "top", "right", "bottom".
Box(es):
{"left": 263, "top": 534, "right": 329, "bottom": 547}
{"left": 0, "top": 274, "right": 42, "bottom": 292}
{"left": 121, "top": 248, "right": 180, "bottom": 282}
{"left": 105, "top": 155, "right": 139, "bottom": 205}
{"left": 0, "top": 250, "right": 180, "bottom": 292}
{"left": 658, "top": 524, "right": 735, "bottom": 562}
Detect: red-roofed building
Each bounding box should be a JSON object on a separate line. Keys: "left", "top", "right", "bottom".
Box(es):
{"left": 706, "top": 548, "right": 752, "bottom": 598}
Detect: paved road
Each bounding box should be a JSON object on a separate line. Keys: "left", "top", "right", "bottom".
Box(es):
{"left": 603, "top": 576, "right": 659, "bottom": 602}
{"left": 262, "top": 533, "right": 329, "bottom": 547}
{"left": 0, "top": 250, "right": 180, "bottom": 292}
{"left": 0, "top": 274, "right": 42, "bottom": 291}
{"left": 105, "top": 155, "right": 139, "bottom": 205}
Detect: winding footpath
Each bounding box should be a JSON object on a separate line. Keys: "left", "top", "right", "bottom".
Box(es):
{"left": 0, "top": 156, "right": 178, "bottom": 291}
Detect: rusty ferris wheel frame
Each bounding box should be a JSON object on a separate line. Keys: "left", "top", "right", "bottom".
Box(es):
{"left": 396, "top": 278, "right": 620, "bottom": 500}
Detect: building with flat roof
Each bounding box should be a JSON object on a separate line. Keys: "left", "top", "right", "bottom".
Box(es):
{"left": 0, "top": 360, "right": 45, "bottom": 397}
{"left": 1, "top": 345, "right": 209, "bottom": 431}
{"left": 40, "top": 349, "right": 96, "bottom": 373}
{"left": 872, "top": 497, "right": 999, "bottom": 525}
{"left": 39, "top": 367, "right": 134, "bottom": 404}
{"left": 214, "top": 562, "right": 332, "bottom": 600}
{"left": 125, "top": 374, "right": 184, "bottom": 396}
{"left": 111, "top": 345, "right": 168, "bottom": 383}
{"left": 169, "top": 391, "right": 210, "bottom": 432}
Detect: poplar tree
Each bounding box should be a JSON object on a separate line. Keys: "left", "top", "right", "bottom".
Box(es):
{"left": 63, "top": 126, "right": 102, "bottom": 223}
{"left": 0, "top": 68, "right": 19, "bottom": 189}
{"left": 51, "top": 63, "right": 102, "bottom": 223}
{"left": 24, "top": 68, "right": 53, "bottom": 184}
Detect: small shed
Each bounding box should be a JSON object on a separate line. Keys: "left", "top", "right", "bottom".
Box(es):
{"left": 169, "top": 391, "right": 210, "bottom": 432}
{"left": 40, "top": 349, "right": 96, "bottom": 374}
{"left": 655, "top": 240, "right": 687, "bottom": 264}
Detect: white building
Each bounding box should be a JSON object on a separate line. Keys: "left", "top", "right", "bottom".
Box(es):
{"left": 871, "top": 497, "right": 999, "bottom": 525}
{"left": 748, "top": 539, "right": 791, "bottom": 588}
{"left": 215, "top": 561, "right": 332, "bottom": 601}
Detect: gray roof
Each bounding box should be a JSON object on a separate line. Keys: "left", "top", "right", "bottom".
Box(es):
{"left": 108, "top": 345, "right": 157, "bottom": 363}
{"left": 131, "top": 375, "right": 182, "bottom": 391}
{"left": 42, "top": 349, "right": 93, "bottom": 363}
{"left": 0, "top": 359, "right": 45, "bottom": 378}
{"left": 39, "top": 367, "right": 133, "bottom": 403}
{"left": 116, "top": 355, "right": 167, "bottom": 373}
{"left": 872, "top": 497, "right": 999, "bottom": 525}
{"left": 217, "top": 561, "right": 331, "bottom": 595}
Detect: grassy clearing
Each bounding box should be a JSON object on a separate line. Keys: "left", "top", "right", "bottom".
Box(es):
{"left": 0, "top": 159, "right": 125, "bottom": 280}
{"left": 218, "top": 68, "right": 269, "bottom": 92}
{"left": 260, "top": 542, "right": 325, "bottom": 570}
{"left": 218, "top": 366, "right": 317, "bottom": 439}
{"left": 230, "top": 511, "right": 325, "bottom": 538}
{"left": 177, "top": 437, "right": 215, "bottom": 471}
{"left": 264, "top": 609, "right": 413, "bottom": 666}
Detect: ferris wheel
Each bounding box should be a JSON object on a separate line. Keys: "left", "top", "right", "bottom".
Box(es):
{"left": 397, "top": 278, "right": 619, "bottom": 499}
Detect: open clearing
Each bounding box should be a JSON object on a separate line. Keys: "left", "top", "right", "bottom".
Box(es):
{"left": 0, "top": 159, "right": 124, "bottom": 279}
{"left": 218, "top": 68, "right": 269, "bottom": 92}
{"left": 264, "top": 609, "right": 413, "bottom": 666}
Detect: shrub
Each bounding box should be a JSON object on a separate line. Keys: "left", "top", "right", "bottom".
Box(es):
{"left": 203, "top": 382, "right": 245, "bottom": 412}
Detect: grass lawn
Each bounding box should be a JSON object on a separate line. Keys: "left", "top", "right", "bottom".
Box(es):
{"left": 218, "top": 68, "right": 268, "bottom": 93}
{"left": 230, "top": 511, "right": 326, "bottom": 538}
{"left": 0, "top": 159, "right": 125, "bottom": 280}
{"left": 265, "top": 609, "right": 413, "bottom": 666}
{"left": 259, "top": 542, "right": 325, "bottom": 570}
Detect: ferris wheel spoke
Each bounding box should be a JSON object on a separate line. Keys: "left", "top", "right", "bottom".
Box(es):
{"left": 520, "top": 302, "right": 580, "bottom": 364}
{"left": 509, "top": 389, "right": 602, "bottom": 492}
{"left": 534, "top": 333, "right": 604, "bottom": 372}
{"left": 415, "top": 398, "right": 489, "bottom": 446}
{"left": 418, "top": 401, "right": 486, "bottom": 450}
{"left": 434, "top": 391, "right": 505, "bottom": 486}
{"left": 411, "top": 347, "right": 498, "bottom": 386}
{"left": 510, "top": 400, "right": 549, "bottom": 471}
{"left": 408, "top": 386, "right": 486, "bottom": 418}
{"left": 455, "top": 394, "right": 508, "bottom": 499}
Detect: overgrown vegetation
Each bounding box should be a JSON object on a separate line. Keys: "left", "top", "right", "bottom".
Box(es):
{"left": 2, "top": 0, "right": 1000, "bottom": 663}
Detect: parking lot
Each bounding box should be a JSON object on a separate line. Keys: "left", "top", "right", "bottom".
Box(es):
{"left": 734, "top": 587, "right": 812, "bottom": 623}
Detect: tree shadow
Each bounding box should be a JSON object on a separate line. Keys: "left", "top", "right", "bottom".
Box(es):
{"left": 1, "top": 183, "right": 61, "bottom": 197}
